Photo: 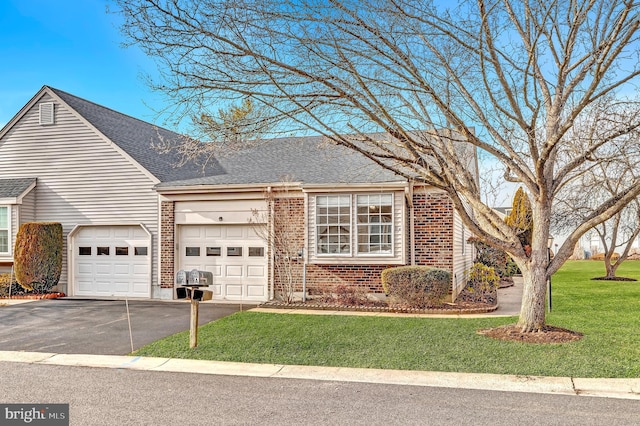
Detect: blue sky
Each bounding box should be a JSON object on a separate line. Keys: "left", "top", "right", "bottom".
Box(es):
{"left": 0, "top": 0, "right": 162, "bottom": 129}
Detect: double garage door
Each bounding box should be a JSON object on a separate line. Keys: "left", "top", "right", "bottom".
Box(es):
{"left": 73, "top": 225, "right": 151, "bottom": 298}
{"left": 179, "top": 225, "right": 268, "bottom": 302}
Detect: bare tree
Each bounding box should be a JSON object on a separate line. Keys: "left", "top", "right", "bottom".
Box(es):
{"left": 554, "top": 146, "right": 640, "bottom": 279}
{"left": 250, "top": 183, "right": 303, "bottom": 303}
{"left": 115, "top": 0, "right": 640, "bottom": 332}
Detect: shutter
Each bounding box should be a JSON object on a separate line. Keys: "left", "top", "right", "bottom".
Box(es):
{"left": 39, "top": 102, "right": 55, "bottom": 125}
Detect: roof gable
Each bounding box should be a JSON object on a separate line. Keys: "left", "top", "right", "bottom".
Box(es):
{"left": 0, "top": 177, "right": 36, "bottom": 203}
{"left": 47, "top": 87, "right": 220, "bottom": 183}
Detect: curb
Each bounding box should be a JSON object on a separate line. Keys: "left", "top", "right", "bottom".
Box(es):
{"left": 1, "top": 351, "right": 638, "bottom": 400}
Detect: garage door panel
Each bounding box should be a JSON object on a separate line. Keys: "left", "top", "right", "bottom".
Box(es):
{"left": 205, "top": 227, "right": 223, "bottom": 238}
{"left": 225, "top": 265, "right": 243, "bottom": 277}
{"left": 179, "top": 224, "right": 267, "bottom": 301}
{"left": 73, "top": 225, "right": 151, "bottom": 298}
{"left": 247, "top": 265, "right": 265, "bottom": 277}
{"left": 225, "top": 284, "right": 243, "bottom": 297}
{"left": 247, "top": 285, "right": 266, "bottom": 297}
{"left": 224, "top": 226, "right": 244, "bottom": 238}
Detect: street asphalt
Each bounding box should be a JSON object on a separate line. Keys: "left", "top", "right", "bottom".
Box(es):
{"left": 1, "top": 281, "right": 639, "bottom": 401}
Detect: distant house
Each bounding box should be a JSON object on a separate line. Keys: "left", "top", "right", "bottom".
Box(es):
{"left": 0, "top": 86, "right": 476, "bottom": 301}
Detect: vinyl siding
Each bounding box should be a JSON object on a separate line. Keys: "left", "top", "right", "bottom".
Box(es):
{"left": 19, "top": 190, "right": 36, "bottom": 223}
{"left": 452, "top": 207, "right": 475, "bottom": 298}
{"left": 0, "top": 93, "right": 159, "bottom": 294}
{"left": 307, "top": 191, "right": 405, "bottom": 264}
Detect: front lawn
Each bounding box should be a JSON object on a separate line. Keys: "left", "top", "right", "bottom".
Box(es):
{"left": 135, "top": 260, "right": 640, "bottom": 378}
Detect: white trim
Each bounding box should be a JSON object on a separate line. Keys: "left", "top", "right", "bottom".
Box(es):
{"left": 311, "top": 192, "right": 402, "bottom": 264}
{"left": 0, "top": 205, "right": 10, "bottom": 255}
{"left": 67, "top": 223, "right": 152, "bottom": 297}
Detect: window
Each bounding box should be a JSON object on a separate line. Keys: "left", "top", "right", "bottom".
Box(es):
{"left": 227, "top": 247, "right": 243, "bottom": 256}
{"left": 186, "top": 247, "right": 200, "bottom": 256}
{"left": 0, "top": 206, "right": 8, "bottom": 254}
{"left": 315, "top": 193, "right": 395, "bottom": 257}
{"left": 206, "top": 247, "right": 221, "bottom": 256}
{"left": 249, "top": 247, "right": 265, "bottom": 257}
{"left": 356, "top": 194, "right": 393, "bottom": 254}
{"left": 134, "top": 246, "right": 148, "bottom": 256}
{"left": 115, "top": 247, "right": 129, "bottom": 256}
{"left": 316, "top": 195, "right": 351, "bottom": 255}
{"left": 97, "top": 247, "right": 110, "bottom": 256}
{"left": 78, "top": 247, "right": 92, "bottom": 256}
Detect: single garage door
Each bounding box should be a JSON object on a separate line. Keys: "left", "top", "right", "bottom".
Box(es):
{"left": 73, "top": 225, "right": 151, "bottom": 297}
{"left": 179, "top": 225, "right": 267, "bottom": 302}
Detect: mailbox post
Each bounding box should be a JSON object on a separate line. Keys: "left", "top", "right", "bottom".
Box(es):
{"left": 176, "top": 269, "right": 214, "bottom": 348}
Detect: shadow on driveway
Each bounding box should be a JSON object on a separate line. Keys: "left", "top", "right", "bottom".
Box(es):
{"left": 0, "top": 299, "right": 245, "bottom": 355}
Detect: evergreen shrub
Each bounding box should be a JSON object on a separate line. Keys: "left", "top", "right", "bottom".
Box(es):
{"left": 14, "top": 222, "right": 63, "bottom": 292}
{"left": 381, "top": 266, "right": 451, "bottom": 308}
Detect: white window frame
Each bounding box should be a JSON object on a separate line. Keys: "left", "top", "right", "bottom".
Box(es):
{"left": 356, "top": 194, "right": 394, "bottom": 256}
{"left": 315, "top": 193, "right": 395, "bottom": 258}
{"left": 0, "top": 206, "right": 10, "bottom": 255}
{"left": 315, "top": 194, "right": 352, "bottom": 256}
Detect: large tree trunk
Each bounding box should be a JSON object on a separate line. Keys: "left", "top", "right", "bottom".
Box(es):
{"left": 517, "top": 256, "right": 548, "bottom": 332}
{"left": 517, "top": 201, "right": 552, "bottom": 332}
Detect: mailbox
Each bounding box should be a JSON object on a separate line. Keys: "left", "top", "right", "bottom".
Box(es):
{"left": 176, "top": 269, "right": 214, "bottom": 300}
{"left": 188, "top": 269, "right": 214, "bottom": 286}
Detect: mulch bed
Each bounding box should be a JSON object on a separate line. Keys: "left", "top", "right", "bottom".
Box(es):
{"left": 591, "top": 276, "right": 637, "bottom": 281}
{"left": 260, "top": 298, "right": 498, "bottom": 315}
{"left": 478, "top": 324, "right": 583, "bottom": 344}
{"left": 0, "top": 292, "right": 66, "bottom": 300}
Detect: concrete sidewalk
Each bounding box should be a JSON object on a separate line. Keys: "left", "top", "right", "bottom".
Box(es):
{"left": 0, "top": 350, "right": 638, "bottom": 400}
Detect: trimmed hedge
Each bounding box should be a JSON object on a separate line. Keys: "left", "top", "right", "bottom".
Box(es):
{"left": 381, "top": 266, "right": 451, "bottom": 308}
{"left": 14, "top": 222, "right": 63, "bottom": 292}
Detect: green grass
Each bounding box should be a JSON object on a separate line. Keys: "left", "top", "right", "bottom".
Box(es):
{"left": 135, "top": 260, "right": 640, "bottom": 378}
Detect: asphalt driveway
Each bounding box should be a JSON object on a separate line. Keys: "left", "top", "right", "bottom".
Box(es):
{"left": 0, "top": 299, "right": 244, "bottom": 355}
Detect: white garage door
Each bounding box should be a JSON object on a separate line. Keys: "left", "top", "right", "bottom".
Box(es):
{"left": 179, "top": 225, "right": 267, "bottom": 302}
{"left": 73, "top": 225, "right": 151, "bottom": 297}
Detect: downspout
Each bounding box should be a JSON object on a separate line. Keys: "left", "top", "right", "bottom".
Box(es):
{"left": 405, "top": 183, "right": 415, "bottom": 265}
{"left": 301, "top": 247, "right": 307, "bottom": 302}
{"left": 268, "top": 186, "right": 275, "bottom": 301}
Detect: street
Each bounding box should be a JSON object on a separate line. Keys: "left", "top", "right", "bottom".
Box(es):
{"left": 1, "top": 362, "right": 638, "bottom": 425}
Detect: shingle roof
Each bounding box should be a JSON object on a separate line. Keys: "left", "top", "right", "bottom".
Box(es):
{"left": 0, "top": 177, "right": 36, "bottom": 198}
{"left": 49, "top": 87, "right": 403, "bottom": 187}
{"left": 155, "top": 136, "right": 404, "bottom": 188}
{"left": 49, "top": 87, "right": 222, "bottom": 183}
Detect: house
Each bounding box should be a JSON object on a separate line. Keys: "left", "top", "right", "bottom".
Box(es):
{"left": 0, "top": 86, "right": 476, "bottom": 301}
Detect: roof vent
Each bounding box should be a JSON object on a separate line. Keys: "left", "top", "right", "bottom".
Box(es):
{"left": 39, "top": 102, "right": 55, "bottom": 125}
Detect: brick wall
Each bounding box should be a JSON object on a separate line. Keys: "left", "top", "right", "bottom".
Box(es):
{"left": 271, "top": 190, "right": 454, "bottom": 296}
{"left": 160, "top": 201, "right": 175, "bottom": 288}
{"left": 412, "top": 191, "right": 454, "bottom": 270}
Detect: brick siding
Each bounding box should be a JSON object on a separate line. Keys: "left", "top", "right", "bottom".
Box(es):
{"left": 271, "top": 190, "right": 454, "bottom": 296}
{"left": 160, "top": 201, "right": 175, "bottom": 288}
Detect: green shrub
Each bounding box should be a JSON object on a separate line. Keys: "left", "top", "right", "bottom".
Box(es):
{"left": 471, "top": 239, "right": 508, "bottom": 277}
{"left": 463, "top": 263, "right": 500, "bottom": 303}
{"left": 14, "top": 222, "right": 63, "bottom": 292}
{"left": 381, "top": 266, "right": 451, "bottom": 308}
